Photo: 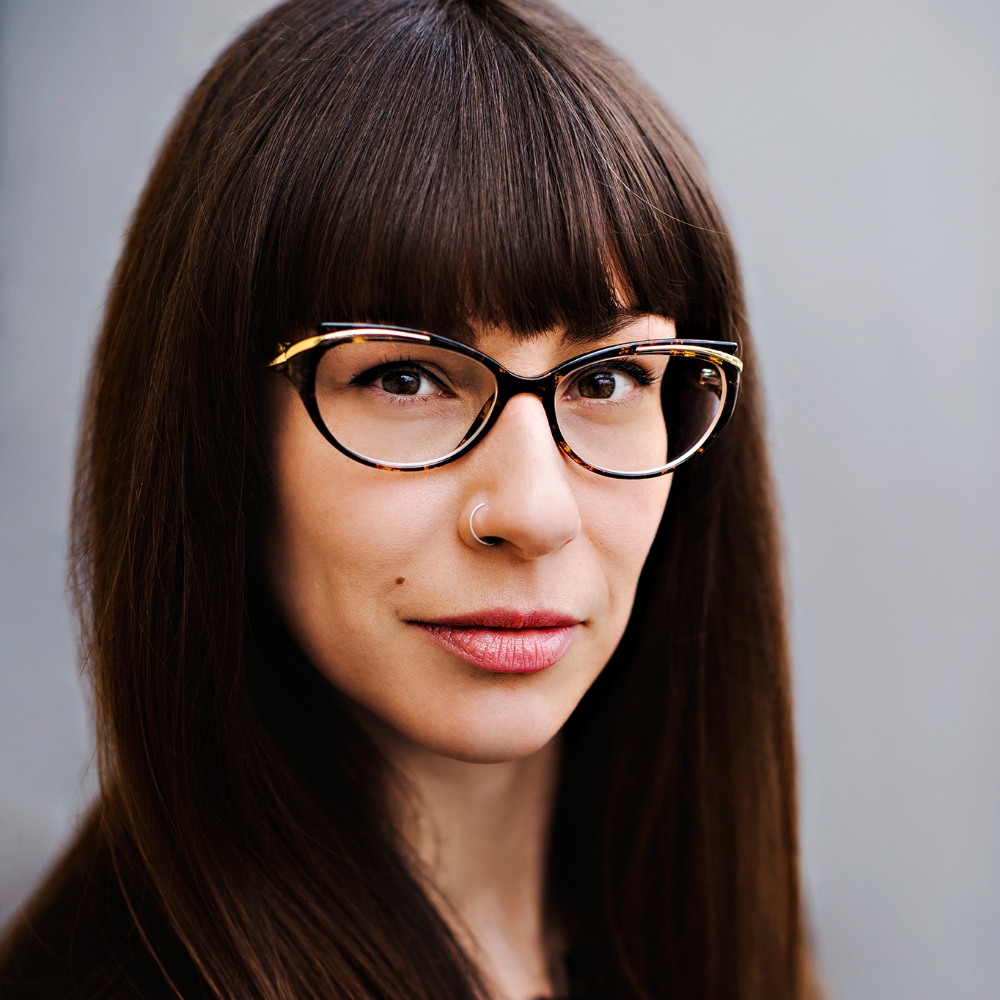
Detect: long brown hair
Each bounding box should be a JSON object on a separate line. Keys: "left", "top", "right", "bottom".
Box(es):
{"left": 8, "top": 0, "right": 805, "bottom": 996}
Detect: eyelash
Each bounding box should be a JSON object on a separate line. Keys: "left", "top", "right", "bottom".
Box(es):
{"left": 564, "top": 359, "right": 656, "bottom": 389}
{"left": 347, "top": 355, "right": 657, "bottom": 398}
{"left": 351, "top": 361, "right": 451, "bottom": 393}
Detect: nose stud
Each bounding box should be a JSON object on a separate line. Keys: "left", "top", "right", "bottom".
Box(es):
{"left": 469, "top": 502, "right": 499, "bottom": 546}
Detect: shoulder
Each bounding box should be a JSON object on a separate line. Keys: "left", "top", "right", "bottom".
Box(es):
{"left": 0, "top": 812, "right": 201, "bottom": 1000}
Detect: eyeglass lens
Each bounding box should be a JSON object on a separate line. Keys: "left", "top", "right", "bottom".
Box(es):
{"left": 313, "top": 340, "right": 725, "bottom": 474}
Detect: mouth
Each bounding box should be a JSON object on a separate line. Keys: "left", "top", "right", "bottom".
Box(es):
{"left": 412, "top": 610, "right": 582, "bottom": 674}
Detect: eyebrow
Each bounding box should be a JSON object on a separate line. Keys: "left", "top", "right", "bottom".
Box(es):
{"left": 455, "top": 309, "right": 668, "bottom": 351}
{"left": 560, "top": 310, "right": 660, "bottom": 346}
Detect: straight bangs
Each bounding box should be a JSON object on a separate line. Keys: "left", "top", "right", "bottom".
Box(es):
{"left": 192, "top": 0, "right": 737, "bottom": 354}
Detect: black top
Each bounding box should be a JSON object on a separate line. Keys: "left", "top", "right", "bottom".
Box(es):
{"left": 0, "top": 821, "right": 589, "bottom": 1000}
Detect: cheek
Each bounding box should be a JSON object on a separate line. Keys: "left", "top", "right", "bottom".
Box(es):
{"left": 270, "top": 453, "right": 435, "bottom": 590}
{"left": 261, "top": 382, "right": 457, "bottom": 656}
{"left": 579, "top": 474, "right": 671, "bottom": 605}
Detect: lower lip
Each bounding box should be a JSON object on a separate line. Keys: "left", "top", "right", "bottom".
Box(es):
{"left": 417, "top": 623, "right": 579, "bottom": 673}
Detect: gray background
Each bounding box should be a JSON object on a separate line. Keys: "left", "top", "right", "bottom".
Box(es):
{"left": 0, "top": 1, "right": 997, "bottom": 997}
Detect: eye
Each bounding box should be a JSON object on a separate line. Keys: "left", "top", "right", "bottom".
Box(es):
{"left": 567, "top": 362, "right": 652, "bottom": 401}
{"left": 357, "top": 364, "right": 446, "bottom": 397}
{"left": 579, "top": 371, "right": 621, "bottom": 398}
{"left": 380, "top": 369, "right": 432, "bottom": 395}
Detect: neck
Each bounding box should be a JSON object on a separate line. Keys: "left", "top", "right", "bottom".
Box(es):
{"left": 377, "top": 727, "right": 564, "bottom": 1000}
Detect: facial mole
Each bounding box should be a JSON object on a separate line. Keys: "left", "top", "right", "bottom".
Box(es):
{"left": 395, "top": 577, "right": 405, "bottom": 585}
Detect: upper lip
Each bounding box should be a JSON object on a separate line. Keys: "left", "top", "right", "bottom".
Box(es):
{"left": 414, "top": 609, "right": 581, "bottom": 629}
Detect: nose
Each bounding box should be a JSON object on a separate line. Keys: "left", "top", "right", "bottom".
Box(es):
{"left": 459, "top": 394, "right": 581, "bottom": 559}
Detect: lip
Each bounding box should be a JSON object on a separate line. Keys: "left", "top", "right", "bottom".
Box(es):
{"left": 413, "top": 609, "right": 582, "bottom": 674}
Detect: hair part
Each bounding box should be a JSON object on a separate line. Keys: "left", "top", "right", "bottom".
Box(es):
{"left": 6, "top": 1, "right": 807, "bottom": 998}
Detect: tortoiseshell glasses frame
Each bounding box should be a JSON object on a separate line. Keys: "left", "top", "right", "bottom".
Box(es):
{"left": 268, "top": 323, "right": 743, "bottom": 479}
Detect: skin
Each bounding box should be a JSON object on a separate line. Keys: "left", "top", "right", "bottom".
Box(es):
{"left": 262, "top": 315, "right": 674, "bottom": 1000}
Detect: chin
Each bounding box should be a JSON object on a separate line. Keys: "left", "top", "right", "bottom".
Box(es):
{"left": 392, "top": 689, "right": 570, "bottom": 764}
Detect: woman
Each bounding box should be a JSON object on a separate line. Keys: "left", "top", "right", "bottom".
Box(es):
{"left": 0, "top": 0, "right": 811, "bottom": 997}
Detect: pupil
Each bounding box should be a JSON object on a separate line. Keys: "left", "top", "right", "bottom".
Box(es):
{"left": 580, "top": 372, "right": 616, "bottom": 399}
{"left": 382, "top": 371, "right": 421, "bottom": 395}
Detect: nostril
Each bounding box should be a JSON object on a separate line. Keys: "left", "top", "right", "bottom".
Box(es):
{"left": 469, "top": 502, "right": 501, "bottom": 547}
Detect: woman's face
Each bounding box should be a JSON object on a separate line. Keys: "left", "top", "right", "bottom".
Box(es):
{"left": 263, "top": 317, "right": 672, "bottom": 763}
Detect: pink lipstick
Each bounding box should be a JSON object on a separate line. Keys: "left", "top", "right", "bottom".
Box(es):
{"left": 414, "top": 610, "right": 580, "bottom": 673}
